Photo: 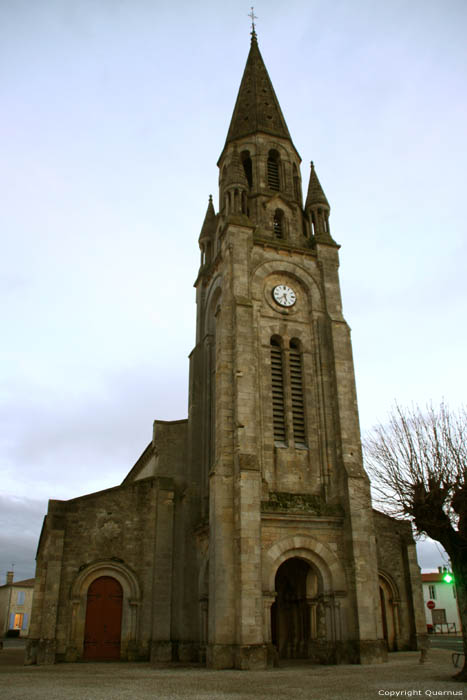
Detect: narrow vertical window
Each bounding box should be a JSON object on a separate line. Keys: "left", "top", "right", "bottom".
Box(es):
{"left": 289, "top": 340, "right": 306, "bottom": 445}
{"left": 270, "top": 337, "right": 286, "bottom": 443}
{"left": 267, "top": 150, "right": 280, "bottom": 190}
{"left": 293, "top": 163, "right": 300, "bottom": 202}
{"left": 273, "top": 209, "right": 284, "bottom": 239}
{"left": 241, "top": 150, "right": 253, "bottom": 188}
{"left": 311, "top": 212, "right": 316, "bottom": 236}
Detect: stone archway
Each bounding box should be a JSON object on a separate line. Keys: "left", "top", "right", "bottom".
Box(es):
{"left": 68, "top": 560, "right": 141, "bottom": 662}
{"left": 263, "top": 536, "right": 348, "bottom": 662}
{"left": 271, "top": 557, "right": 320, "bottom": 658}
{"left": 378, "top": 572, "right": 400, "bottom": 651}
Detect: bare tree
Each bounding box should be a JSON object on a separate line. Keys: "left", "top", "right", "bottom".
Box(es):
{"left": 364, "top": 403, "right": 467, "bottom": 681}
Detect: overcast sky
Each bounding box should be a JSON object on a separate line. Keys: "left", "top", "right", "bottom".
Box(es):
{"left": 1, "top": 0, "right": 465, "bottom": 582}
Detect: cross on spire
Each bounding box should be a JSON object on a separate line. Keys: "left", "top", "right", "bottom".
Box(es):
{"left": 248, "top": 6, "right": 258, "bottom": 37}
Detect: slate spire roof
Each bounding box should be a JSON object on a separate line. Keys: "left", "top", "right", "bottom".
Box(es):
{"left": 305, "top": 161, "right": 330, "bottom": 210}
{"left": 198, "top": 195, "right": 217, "bottom": 242}
{"left": 224, "top": 32, "right": 293, "bottom": 147}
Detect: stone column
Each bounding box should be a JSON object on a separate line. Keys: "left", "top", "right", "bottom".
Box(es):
{"left": 231, "top": 229, "right": 267, "bottom": 670}
{"left": 150, "top": 477, "right": 175, "bottom": 663}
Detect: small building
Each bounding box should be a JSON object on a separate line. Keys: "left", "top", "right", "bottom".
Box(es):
{"left": 422, "top": 568, "right": 461, "bottom": 633}
{"left": 0, "top": 572, "right": 35, "bottom": 637}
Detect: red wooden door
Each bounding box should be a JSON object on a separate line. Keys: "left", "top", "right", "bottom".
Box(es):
{"left": 83, "top": 576, "right": 123, "bottom": 660}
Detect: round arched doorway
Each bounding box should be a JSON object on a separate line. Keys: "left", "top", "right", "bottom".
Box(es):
{"left": 379, "top": 574, "right": 398, "bottom": 651}
{"left": 83, "top": 576, "right": 123, "bottom": 660}
{"left": 271, "top": 557, "right": 318, "bottom": 659}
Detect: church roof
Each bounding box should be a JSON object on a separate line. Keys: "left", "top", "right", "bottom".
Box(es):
{"left": 223, "top": 32, "right": 293, "bottom": 149}
{"left": 305, "top": 161, "right": 330, "bottom": 209}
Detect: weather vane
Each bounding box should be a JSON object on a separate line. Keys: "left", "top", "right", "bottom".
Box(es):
{"left": 248, "top": 6, "right": 258, "bottom": 35}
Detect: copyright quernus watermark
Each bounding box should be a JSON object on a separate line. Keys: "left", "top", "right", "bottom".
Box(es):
{"left": 378, "top": 692, "right": 463, "bottom": 697}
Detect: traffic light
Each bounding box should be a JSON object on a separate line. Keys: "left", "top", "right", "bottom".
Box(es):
{"left": 443, "top": 572, "right": 454, "bottom": 583}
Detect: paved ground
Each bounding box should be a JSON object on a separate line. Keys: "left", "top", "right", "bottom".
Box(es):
{"left": 0, "top": 647, "right": 465, "bottom": 700}
{"left": 430, "top": 636, "right": 464, "bottom": 652}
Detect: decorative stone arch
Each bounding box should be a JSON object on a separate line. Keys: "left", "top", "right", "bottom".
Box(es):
{"left": 378, "top": 569, "right": 400, "bottom": 601}
{"left": 68, "top": 560, "right": 141, "bottom": 661}
{"left": 265, "top": 140, "right": 293, "bottom": 162}
{"left": 238, "top": 139, "right": 257, "bottom": 157}
{"left": 263, "top": 534, "right": 346, "bottom": 594}
{"left": 251, "top": 259, "right": 324, "bottom": 315}
{"left": 263, "top": 535, "right": 347, "bottom": 652}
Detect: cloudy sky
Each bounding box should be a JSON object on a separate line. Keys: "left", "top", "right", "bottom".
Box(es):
{"left": 1, "top": 0, "right": 465, "bottom": 582}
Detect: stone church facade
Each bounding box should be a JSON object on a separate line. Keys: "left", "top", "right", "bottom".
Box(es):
{"left": 27, "top": 32, "right": 426, "bottom": 669}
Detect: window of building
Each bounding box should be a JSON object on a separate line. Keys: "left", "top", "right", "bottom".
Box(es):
{"left": 289, "top": 339, "right": 306, "bottom": 445}
{"left": 241, "top": 150, "right": 253, "bottom": 188}
{"left": 432, "top": 608, "right": 446, "bottom": 626}
{"left": 9, "top": 612, "right": 28, "bottom": 630}
{"left": 17, "top": 591, "right": 25, "bottom": 605}
{"left": 270, "top": 337, "right": 286, "bottom": 443}
{"left": 428, "top": 584, "right": 436, "bottom": 599}
{"left": 267, "top": 150, "right": 280, "bottom": 191}
{"left": 293, "top": 163, "right": 300, "bottom": 202}
{"left": 311, "top": 211, "right": 316, "bottom": 236}
{"left": 273, "top": 209, "right": 284, "bottom": 239}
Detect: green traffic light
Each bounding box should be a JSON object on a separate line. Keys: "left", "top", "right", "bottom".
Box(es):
{"left": 443, "top": 572, "right": 453, "bottom": 583}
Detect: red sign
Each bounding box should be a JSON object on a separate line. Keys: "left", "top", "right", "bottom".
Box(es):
{"left": 427, "top": 600, "right": 436, "bottom": 610}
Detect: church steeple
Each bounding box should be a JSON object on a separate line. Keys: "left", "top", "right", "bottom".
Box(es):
{"left": 222, "top": 32, "right": 294, "bottom": 153}
{"left": 217, "top": 32, "right": 306, "bottom": 244}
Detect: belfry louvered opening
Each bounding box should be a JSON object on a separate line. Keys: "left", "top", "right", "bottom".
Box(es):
{"left": 289, "top": 339, "right": 306, "bottom": 445}
{"left": 267, "top": 150, "right": 280, "bottom": 191}
{"left": 270, "top": 337, "right": 286, "bottom": 443}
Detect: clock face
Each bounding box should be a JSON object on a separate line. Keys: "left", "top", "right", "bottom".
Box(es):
{"left": 272, "top": 284, "right": 296, "bottom": 307}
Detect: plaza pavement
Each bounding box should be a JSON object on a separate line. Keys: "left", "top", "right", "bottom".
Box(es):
{"left": 0, "top": 646, "right": 464, "bottom": 700}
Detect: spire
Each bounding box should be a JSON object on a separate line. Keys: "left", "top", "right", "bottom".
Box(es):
{"left": 223, "top": 33, "right": 293, "bottom": 148}
{"left": 305, "top": 162, "right": 338, "bottom": 246}
{"left": 223, "top": 144, "right": 249, "bottom": 188}
{"left": 198, "top": 195, "right": 217, "bottom": 242}
{"left": 305, "top": 161, "right": 330, "bottom": 210}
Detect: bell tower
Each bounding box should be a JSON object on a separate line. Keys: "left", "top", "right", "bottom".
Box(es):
{"left": 188, "top": 28, "right": 387, "bottom": 670}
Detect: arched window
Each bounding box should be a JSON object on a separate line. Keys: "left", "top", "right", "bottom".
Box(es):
{"left": 289, "top": 339, "right": 306, "bottom": 445}
{"left": 293, "top": 163, "right": 300, "bottom": 202}
{"left": 270, "top": 337, "right": 286, "bottom": 443}
{"left": 267, "top": 149, "right": 280, "bottom": 191}
{"left": 311, "top": 211, "right": 317, "bottom": 236}
{"left": 241, "top": 150, "right": 253, "bottom": 188}
{"left": 273, "top": 209, "right": 284, "bottom": 239}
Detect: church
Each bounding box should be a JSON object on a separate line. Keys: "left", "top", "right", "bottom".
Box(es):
{"left": 26, "top": 29, "right": 427, "bottom": 669}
